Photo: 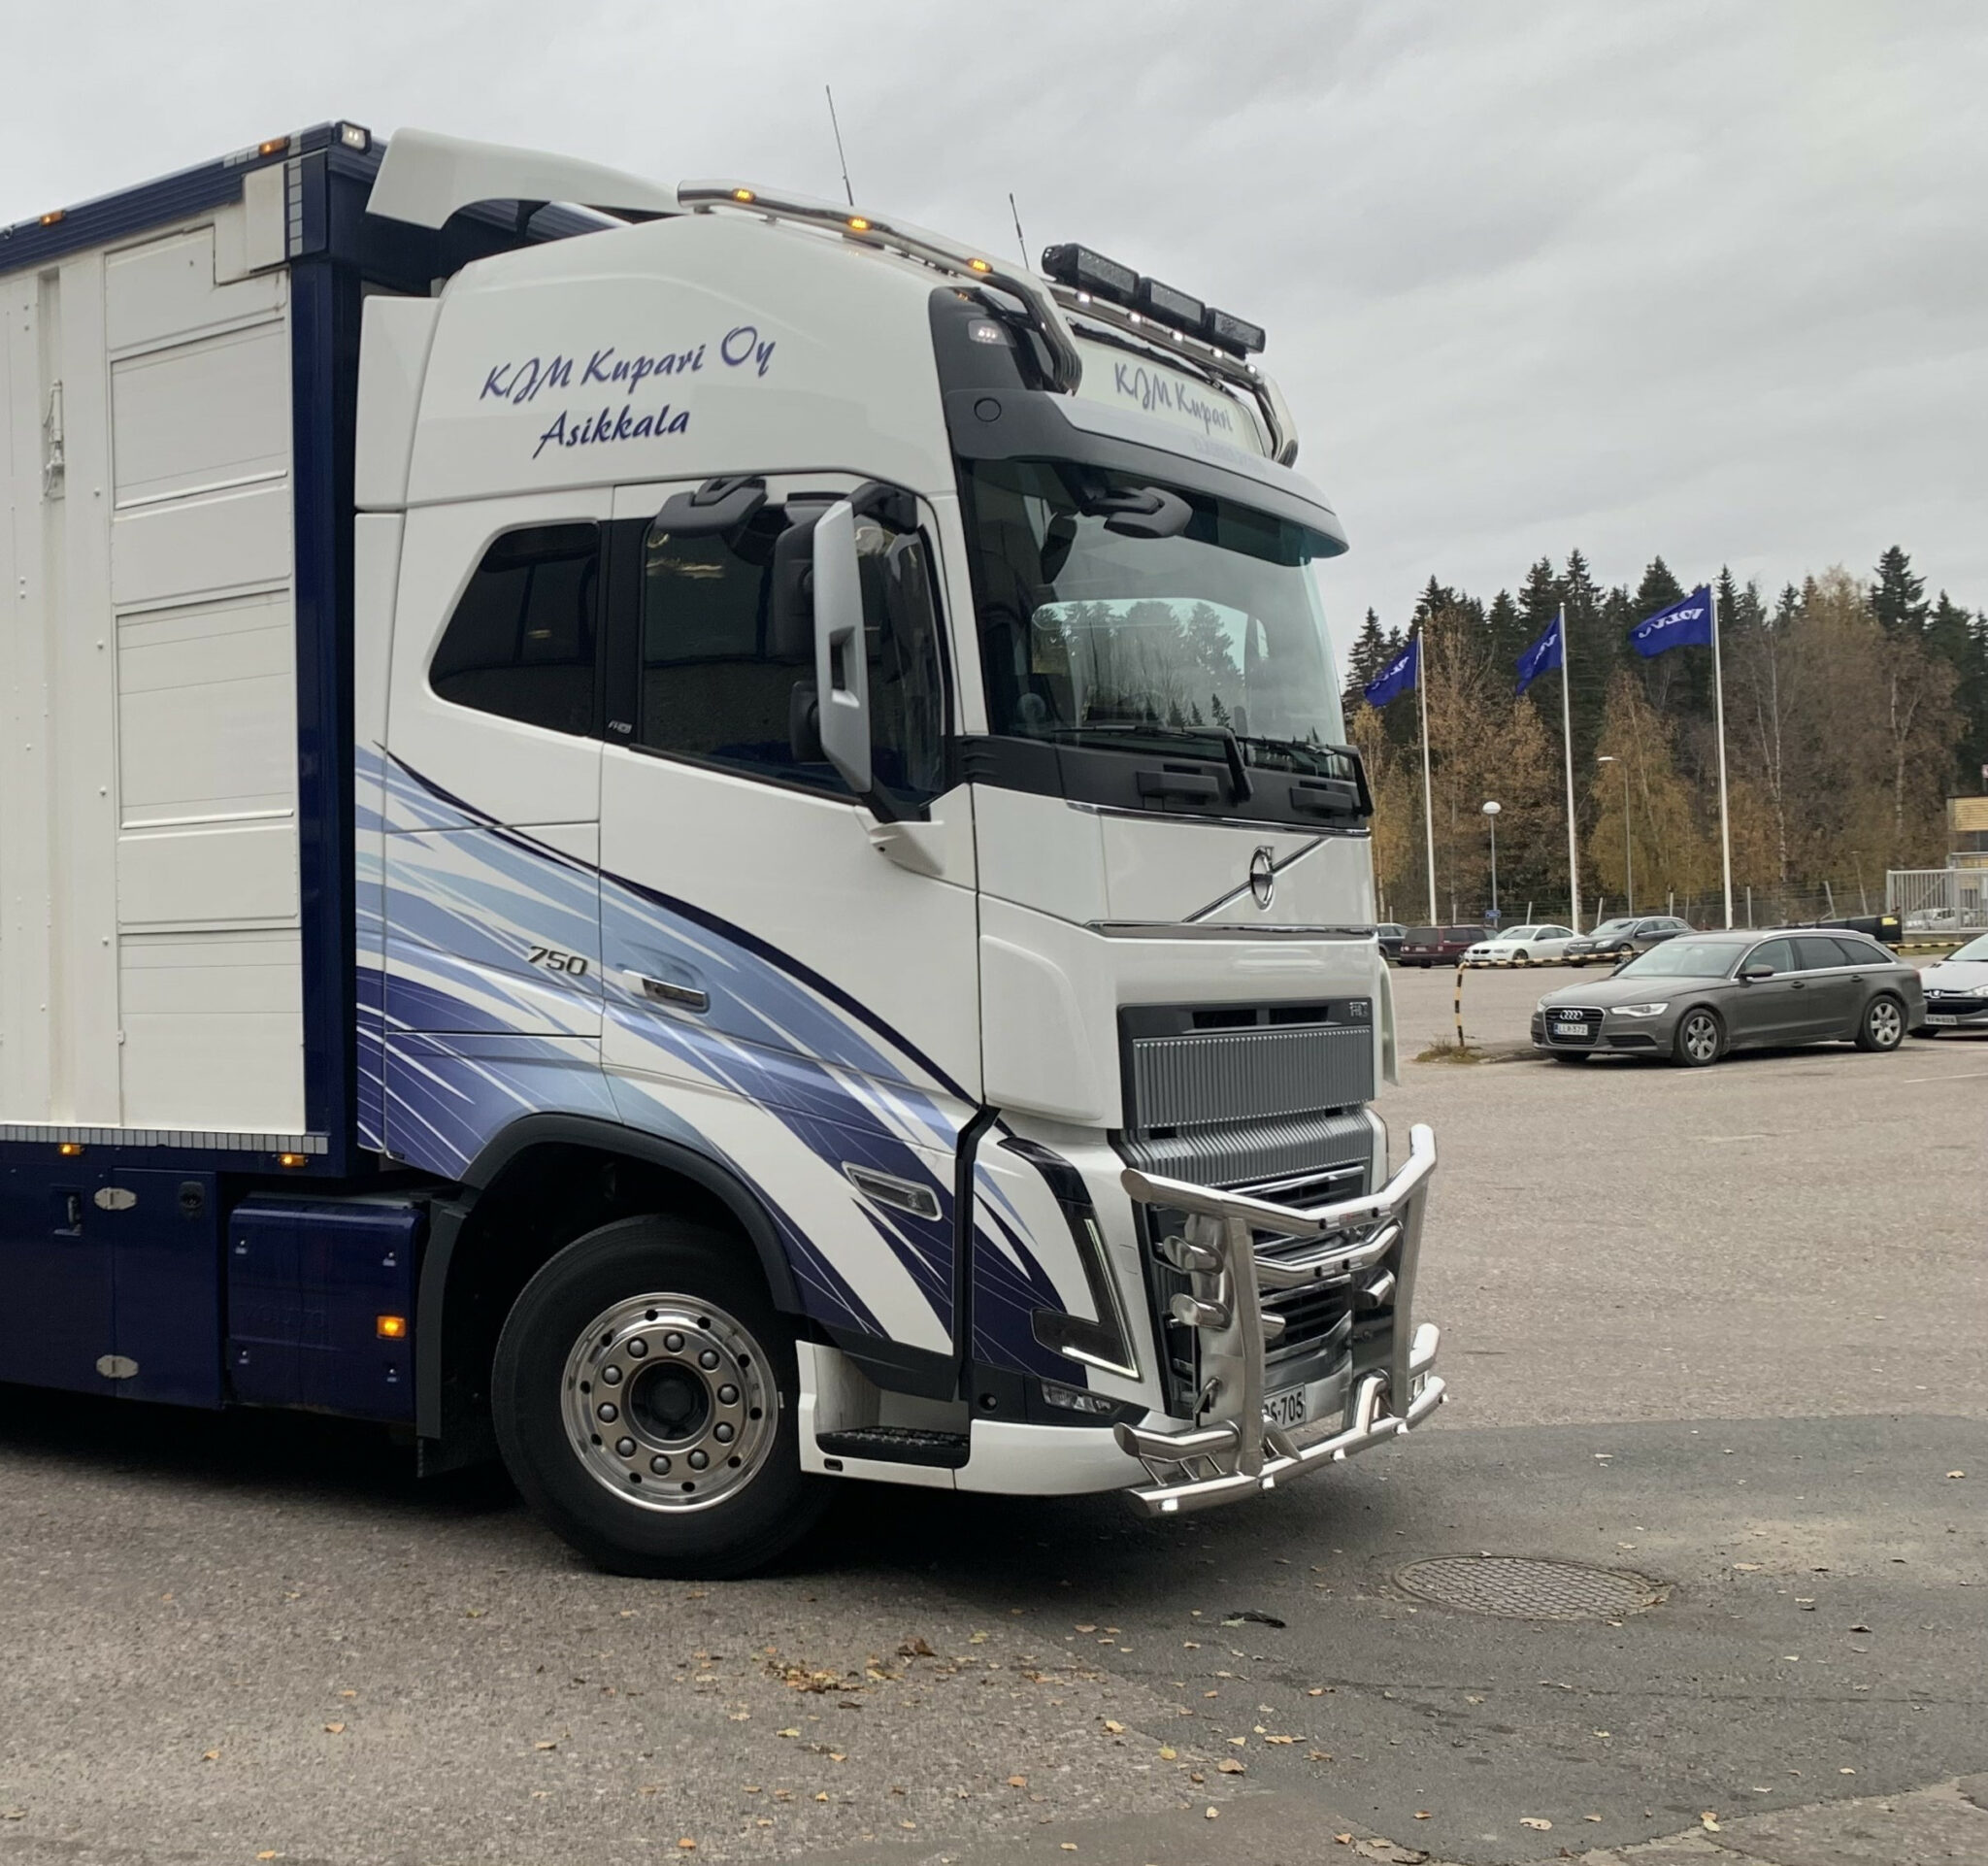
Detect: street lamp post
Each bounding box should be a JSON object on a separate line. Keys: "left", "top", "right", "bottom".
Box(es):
{"left": 1481, "top": 800, "right": 1501, "bottom": 922}
{"left": 1598, "top": 755, "right": 1632, "bottom": 913}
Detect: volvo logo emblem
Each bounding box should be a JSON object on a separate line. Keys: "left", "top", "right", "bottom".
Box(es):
{"left": 1248, "top": 846, "right": 1276, "bottom": 910}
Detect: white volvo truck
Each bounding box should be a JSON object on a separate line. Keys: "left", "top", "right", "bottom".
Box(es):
{"left": 0, "top": 123, "right": 1442, "bottom": 1575}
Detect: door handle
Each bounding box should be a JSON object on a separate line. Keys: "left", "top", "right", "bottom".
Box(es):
{"left": 629, "top": 974, "right": 709, "bottom": 1014}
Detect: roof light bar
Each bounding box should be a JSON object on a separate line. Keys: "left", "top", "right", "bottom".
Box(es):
{"left": 678, "top": 180, "right": 1082, "bottom": 393}
{"left": 1041, "top": 243, "right": 1139, "bottom": 307}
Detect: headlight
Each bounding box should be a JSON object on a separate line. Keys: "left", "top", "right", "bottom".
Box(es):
{"left": 1536, "top": 998, "right": 1554, "bottom": 1015}
{"left": 1964, "top": 984, "right": 1988, "bottom": 1000}
{"left": 1613, "top": 1001, "right": 1671, "bottom": 1017}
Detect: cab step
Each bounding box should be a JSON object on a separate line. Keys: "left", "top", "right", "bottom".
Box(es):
{"left": 815, "top": 1426, "right": 970, "bottom": 1469}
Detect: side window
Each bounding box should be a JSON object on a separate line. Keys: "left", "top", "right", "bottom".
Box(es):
{"left": 430, "top": 523, "right": 600, "bottom": 736}
{"left": 633, "top": 499, "right": 946, "bottom": 806}
{"left": 1796, "top": 935, "right": 1847, "bottom": 971}
{"left": 1747, "top": 938, "right": 1795, "bottom": 974}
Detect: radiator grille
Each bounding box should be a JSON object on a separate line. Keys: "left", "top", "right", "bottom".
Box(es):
{"left": 1116, "top": 1108, "right": 1374, "bottom": 1188}
{"left": 1124, "top": 1020, "right": 1375, "bottom": 1133}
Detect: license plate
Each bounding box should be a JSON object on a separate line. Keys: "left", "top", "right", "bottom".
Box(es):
{"left": 1552, "top": 1019, "right": 1590, "bottom": 1038}
{"left": 1263, "top": 1386, "right": 1309, "bottom": 1429}
{"left": 1925, "top": 1014, "right": 1959, "bottom": 1026}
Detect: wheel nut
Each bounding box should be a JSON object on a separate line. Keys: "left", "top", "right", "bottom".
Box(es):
{"left": 601, "top": 1365, "right": 623, "bottom": 1385}
{"left": 663, "top": 1332, "right": 684, "bottom": 1352}
{"left": 626, "top": 1338, "right": 648, "bottom": 1359}
{"left": 713, "top": 1421, "right": 735, "bottom": 1443}
{"left": 649, "top": 1454, "right": 672, "bottom": 1476}
{"left": 699, "top": 1349, "right": 720, "bottom": 1370}
{"left": 596, "top": 1402, "right": 618, "bottom": 1422}
{"left": 717, "top": 1383, "right": 739, "bottom": 1405}
{"left": 687, "top": 1449, "right": 710, "bottom": 1470}
{"left": 615, "top": 1437, "right": 636, "bottom": 1458}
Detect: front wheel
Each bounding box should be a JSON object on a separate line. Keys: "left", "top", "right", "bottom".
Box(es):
{"left": 1673, "top": 1007, "right": 1724, "bottom": 1067}
{"left": 492, "top": 1216, "right": 827, "bottom": 1578}
{"left": 1510, "top": 949, "right": 1530, "bottom": 965}
{"left": 1856, "top": 994, "right": 1905, "bottom": 1052}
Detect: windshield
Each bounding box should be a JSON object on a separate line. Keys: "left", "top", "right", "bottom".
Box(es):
{"left": 1588, "top": 919, "right": 1637, "bottom": 938}
{"left": 1949, "top": 934, "right": 1988, "bottom": 964}
{"left": 1494, "top": 927, "right": 1541, "bottom": 941}
{"left": 958, "top": 457, "right": 1345, "bottom": 775}
{"left": 1616, "top": 941, "right": 1741, "bottom": 978}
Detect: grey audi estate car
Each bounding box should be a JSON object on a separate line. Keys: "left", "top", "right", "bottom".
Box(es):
{"left": 1532, "top": 929, "right": 1924, "bottom": 1067}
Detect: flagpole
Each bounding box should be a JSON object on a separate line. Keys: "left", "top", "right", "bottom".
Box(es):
{"left": 1710, "top": 583, "right": 1733, "bottom": 927}
{"left": 1556, "top": 603, "right": 1582, "bottom": 932}
{"left": 1416, "top": 636, "right": 1437, "bottom": 924}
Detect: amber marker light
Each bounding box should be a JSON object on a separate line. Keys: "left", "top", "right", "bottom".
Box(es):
{"left": 968, "top": 257, "right": 992, "bottom": 274}
{"left": 377, "top": 1315, "right": 409, "bottom": 1341}
{"left": 57, "top": 1141, "right": 83, "bottom": 1156}
{"left": 258, "top": 137, "right": 287, "bottom": 155}
{"left": 278, "top": 1152, "right": 308, "bottom": 1169}
{"left": 40, "top": 210, "right": 64, "bottom": 226}
{"left": 845, "top": 216, "right": 871, "bottom": 232}
{"left": 731, "top": 187, "right": 755, "bottom": 203}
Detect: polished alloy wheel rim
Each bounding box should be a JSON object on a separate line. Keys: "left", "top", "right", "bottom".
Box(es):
{"left": 1683, "top": 1014, "right": 1718, "bottom": 1062}
{"left": 562, "top": 1294, "right": 776, "bottom": 1513}
{"left": 1870, "top": 1001, "right": 1903, "bottom": 1047}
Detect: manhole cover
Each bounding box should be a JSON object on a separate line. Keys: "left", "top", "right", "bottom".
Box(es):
{"left": 1395, "top": 1556, "right": 1664, "bottom": 1620}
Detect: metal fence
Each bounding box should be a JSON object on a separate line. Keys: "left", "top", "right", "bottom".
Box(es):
{"left": 1887, "top": 868, "right": 1988, "bottom": 932}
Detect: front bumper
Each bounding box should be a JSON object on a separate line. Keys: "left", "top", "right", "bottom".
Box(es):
{"left": 1112, "top": 1124, "right": 1444, "bottom": 1516}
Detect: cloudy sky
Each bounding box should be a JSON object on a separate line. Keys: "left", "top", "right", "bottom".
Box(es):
{"left": 5, "top": 0, "right": 1982, "bottom": 654}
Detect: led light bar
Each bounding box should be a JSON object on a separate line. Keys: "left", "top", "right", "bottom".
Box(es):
{"left": 1203, "top": 306, "right": 1267, "bottom": 356}
{"left": 1041, "top": 242, "right": 1139, "bottom": 306}
{"left": 1136, "top": 276, "right": 1206, "bottom": 329}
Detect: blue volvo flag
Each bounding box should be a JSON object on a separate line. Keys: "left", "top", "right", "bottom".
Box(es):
{"left": 1630, "top": 585, "right": 1714, "bottom": 658}
{"left": 1515, "top": 614, "right": 1563, "bottom": 696}
{"left": 1363, "top": 636, "right": 1419, "bottom": 708}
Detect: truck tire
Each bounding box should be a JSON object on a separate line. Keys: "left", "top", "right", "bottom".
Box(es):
{"left": 491, "top": 1215, "right": 827, "bottom": 1578}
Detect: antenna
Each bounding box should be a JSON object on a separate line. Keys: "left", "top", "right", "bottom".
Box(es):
{"left": 825, "top": 84, "right": 854, "bottom": 208}
{"left": 1008, "top": 191, "right": 1030, "bottom": 269}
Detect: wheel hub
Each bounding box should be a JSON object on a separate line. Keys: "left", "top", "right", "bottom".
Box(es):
{"left": 562, "top": 1295, "right": 775, "bottom": 1512}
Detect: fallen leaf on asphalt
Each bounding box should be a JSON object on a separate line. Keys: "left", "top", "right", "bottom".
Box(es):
{"left": 1007, "top": 1776, "right": 1028, "bottom": 1788}
{"left": 1061, "top": 1846, "right": 1078, "bottom": 1852}
{"left": 678, "top": 1843, "right": 697, "bottom": 1852}
{"left": 814, "top": 1792, "right": 831, "bottom": 1802}
{"left": 898, "top": 1637, "right": 937, "bottom": 1658}
{"left": 1584, "top": 1815, "right": 1604, "bottom": 1822}
{"left": 1217, "top": 1759, "right": 1246, "bottom": 1775}
{"left": 1205, "top": 1807, "right": 1219, "bottom": 1820}
{"left": 1075, "top": 1623, "right": 1097, "bottom": 1633}
{"left": 728, "top": 1712, "right": 749, "bottom": 1722}
{"left": 968, "top": 1632, "right": 989, "bottom": 1645}
{"left": 1102, "top": 1720, "right": 1125, "bottom": 1734}
{"left": 256, "top": 1853, "right": 281, "bottom": 1859}
{"left": 1701, "top": 1813, "right": 1721, "bottom": 1831}
{"left": 1947, "top": 1471, "right": 1966, "bottom": 1480}
{"left": 1733, "top": 1561, "right": 1762, "bottom": 1572}
{"left": 1, "top": 1812, "right": 23, "bottom": 1822}
{"left": 1221, "top": 1611, "right": 1286, "bottom": 1627}
{"left": 1849, "top": 1623, "right": 1872, "bottom": 1633}
{"left": 1839, "top": 1768, "right": 1857, "bottom": 1776}
{"left": 1308, "top": 1687, "right": 1326, "bottom": 1696}
{"left": 828, "top": 1752, "right": 846, "bottom": 1763}
{"left": 778, "top": 1729, "right": 800, "bottom": 1739}
{"left": 1414, "top": 1812, "right": 1431, "bottom": 1819}
{"left": 1265, "top": 1736, "right": 1298, "bottom": 1746}
{"left": 1228, "top": 1737, "right": 1248, "bottom": 1747}
{"left": 1159, "top": 1748, "right": 1176, "bottom": 1761}
{"left": 323, "top": 1723, "right": 346, "bottom": 1736}
{"left": 1520, "top": 1817, "right": 1551, "bottom": 1830}
{"left": 201, "top": 1751, "right": 219, "bottom": 1763}
{"left": 534, "top": 1741, "right": 557, "bottom": 1751}
{"left": 1309, "top": 1751, "right": 1334, "bottom": 1762}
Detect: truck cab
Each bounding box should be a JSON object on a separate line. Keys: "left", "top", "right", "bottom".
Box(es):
{"left": 0, "top": 126, "right": 1441, "bottom": 1575}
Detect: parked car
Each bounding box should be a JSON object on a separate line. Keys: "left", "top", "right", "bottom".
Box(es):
{"left": 1562, "top": 915, "right": 1694, "bottom": 965}
{"left": 1376, "top": 923, "right": 1406, "bottom": 960}
{"left": 1397, "top": 925, "right": 1479, "bottom": 968}
{"left": 1531, "top": 929, "right": 1923, "bottom": 1066}
{"left": 1914, "top": 931, "right": 1988, "bottom": 1034}
{"left": 1462, "top": 923, "right": 1577, "bottom": 966}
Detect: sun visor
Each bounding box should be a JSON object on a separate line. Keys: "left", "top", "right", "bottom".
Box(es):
{"left": 368, "top": 127, "right": 679, "bottom": 230}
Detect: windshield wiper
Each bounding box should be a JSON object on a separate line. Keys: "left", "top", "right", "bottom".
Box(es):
{"left": 1216, "top": 727, "right": 1252, "bottom": 803}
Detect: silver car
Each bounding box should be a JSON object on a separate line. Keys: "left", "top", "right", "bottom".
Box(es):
{"left": 1532, "top": 929, "right": 1925, "bottom": 1067}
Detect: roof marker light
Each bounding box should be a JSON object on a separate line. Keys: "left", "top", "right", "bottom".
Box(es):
{"left": 57, "top": 1140, "right": 83, "bottom": 1156}
{"left": 258, "top": 137, "right": 287, "bottom": 157}
{"left": 732, "top": 187, "right": 756, "bottom": 203}
{"left": 278, "top": 1152, "right": 308, "bottom": 1169}
{"left": 845, "top": 215, "right": 872, "bottom": 232}
{"left": 39, "top": 210, "right": 63, "bottom": 227}
{"left": 337, "top": 122, "right": 370, "bottom": 151}
{"left": 968, "top": 256, "right": 992, "bottom": 273}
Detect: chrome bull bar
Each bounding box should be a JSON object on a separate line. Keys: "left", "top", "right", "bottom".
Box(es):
{"left": 1115, "top": 1123, "right": 1444, "bottom": 1516}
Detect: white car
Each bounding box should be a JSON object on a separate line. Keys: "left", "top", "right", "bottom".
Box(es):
{"left": 1915, "top": 931, "right": 1988, "bottom": 1033}
{"left": 1462, "top": 923, "right": 1577, "bottom": 966}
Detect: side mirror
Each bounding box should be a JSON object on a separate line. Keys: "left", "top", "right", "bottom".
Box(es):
{"left": 812, "top": 499, "right": 871, "bottom": 795}
{"left": 1740, "top": 963, "right": 1774, "bottom": 983}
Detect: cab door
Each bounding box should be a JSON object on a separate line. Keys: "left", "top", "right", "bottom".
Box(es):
{"left": 596, "top": 476, "right": 978, "bottom": 1356}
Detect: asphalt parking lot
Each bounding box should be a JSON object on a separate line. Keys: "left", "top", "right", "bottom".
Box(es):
{"left": 0, "top": 962, "right": 1981, "bottom": 1866}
